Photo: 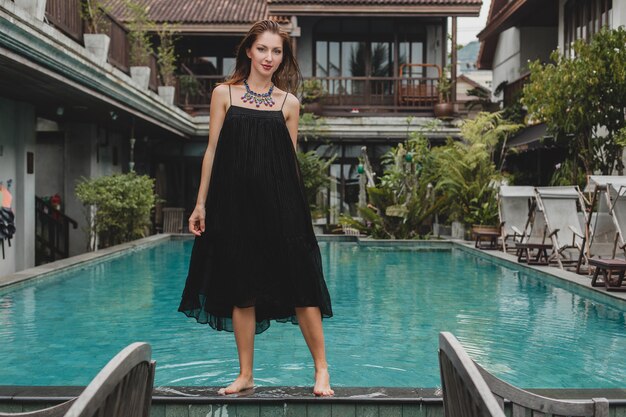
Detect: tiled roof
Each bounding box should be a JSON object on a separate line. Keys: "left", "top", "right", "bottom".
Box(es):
{"left": 104, "top": 0, "right": 267, "bottom": 24}
{"left": 268, "top": 0, "right": 481, "bottom": 4}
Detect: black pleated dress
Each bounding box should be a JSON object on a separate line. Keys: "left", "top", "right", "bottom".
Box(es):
{"left": 178, "top": 88, "right": 333, "bottom": 334}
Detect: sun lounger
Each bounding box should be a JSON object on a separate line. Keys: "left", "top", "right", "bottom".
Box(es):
{"left": 0, "top": 343, "right": 155, "bottom": 417}
{"left": 535, "top": 186, "right": 587, "bottom": 269}
{"left": 584, "top": 176, "right": 626, "bottom": 262}
{"left": 439, "top": 332, "right": 609, "bottom": 417}
{"left": 514, "top": 199, "right": 551, "bottom": 265}
{"left": 498, "top": 185, "right": 535, "bottom": 253}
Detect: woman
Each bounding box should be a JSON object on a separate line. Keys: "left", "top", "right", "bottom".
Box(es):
{"left": 178, "top": 20, "right": 334, "bottom": 397}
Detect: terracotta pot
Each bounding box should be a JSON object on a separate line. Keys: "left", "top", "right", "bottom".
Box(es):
{"left": 434, "top": 102, "right": 455, "bottom": 119}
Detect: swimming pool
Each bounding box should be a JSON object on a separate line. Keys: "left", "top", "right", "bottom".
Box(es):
{"left": 0, "top": 239, "right": 624, "bottom": 389}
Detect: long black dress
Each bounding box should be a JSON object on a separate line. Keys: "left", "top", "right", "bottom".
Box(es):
{"left": 178, "top": 88, "right": 333, "bottom": 334}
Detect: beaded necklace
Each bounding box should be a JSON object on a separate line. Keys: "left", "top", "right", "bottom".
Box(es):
{"left": 242, "top": 79, "right": 275, "bottom": 108}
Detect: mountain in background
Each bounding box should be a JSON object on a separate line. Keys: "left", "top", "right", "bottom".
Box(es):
{"left": 458, "top": 41, "right": 480, "bottom": 62}
{"left": 457, "top": 41, "right": 480, "bottom": 73}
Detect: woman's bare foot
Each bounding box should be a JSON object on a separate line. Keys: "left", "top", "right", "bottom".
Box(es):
{"left": 217, "top": 374, "right": 254, "bottom": 395}
{"left": 313, "top": 368, "right": 334, "bottom": 396}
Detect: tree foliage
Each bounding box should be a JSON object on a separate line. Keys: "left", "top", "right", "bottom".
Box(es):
{"left": 75, "top": 172, "right": 158, "bottom": 249}
{"left": 341, "top": 127, "right": 446, "bottom": 239}
{"left": 523, "top": 27, "right": 626, "bottom": 180}
{"left": 434, "top": 112, "right": 520, "bottom": 225}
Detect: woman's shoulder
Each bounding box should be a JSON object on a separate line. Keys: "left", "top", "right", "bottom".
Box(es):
{"left": 274, "top": 88, "right": 299, "bottom": 109}
{"left": 213, "top": 83, "right": 231, "bottom": 96}
{"left": 211, "top": 84, "right": 232, "bottom": 106}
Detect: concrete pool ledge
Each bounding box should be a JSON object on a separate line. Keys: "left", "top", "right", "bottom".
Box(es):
{"left": 452, "top": 239, "right": 626, "bottom": 304}
{"left": 0, "top": 234, "right": 172, "bottom": 290}
{"left": 1, "top": 386, "right": 625, "bottom": 416}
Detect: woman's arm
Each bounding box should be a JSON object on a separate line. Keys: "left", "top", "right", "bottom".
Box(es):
{"left": 188, "top": 84, "right": 229, "bottom": 235}
{"left": 284, "top": 93, "right": 301, "bottom": 151}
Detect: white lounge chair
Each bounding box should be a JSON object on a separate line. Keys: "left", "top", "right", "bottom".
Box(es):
{"left": 585, "top": 176, "right": 625, "bottom": 261}
{"left": 535, "top": 186, "right": 587, "bottom": 269}
{"left": 514, "top": 198, "right": 551, "bottom": 265}
{"left": 498, "top": 185, "right": 536, "bottom": 253}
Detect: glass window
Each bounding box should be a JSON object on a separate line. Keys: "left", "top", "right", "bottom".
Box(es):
{"left": 329, "top": 42, "right": 341, "bottom": 77}
{"left": 222, "top": 58, "right": 236, "bottom": 76}
{"left": 316, "top": 41, "right": 328, "bottom": 76}
{"left": 370, "top": 42, "right": 393, "bottom": 77}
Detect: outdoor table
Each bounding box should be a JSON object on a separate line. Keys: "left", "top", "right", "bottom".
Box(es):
{"left": 516, "top": 242, "right": 552, "bottom": 265}
{"left": 588, "top": 258, "right": 626, "bottom": 292}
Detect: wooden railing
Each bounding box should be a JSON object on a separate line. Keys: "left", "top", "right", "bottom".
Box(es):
{"left": 107, "top": 13, "right": 130, "bottom": 72}
{"left": 176, "top": 74, "right": 442, "bottom": 114}
{"left": 315, "top": 76, "right": 441, "bottom": 112}
{"left": 176, "top": 75, "right": 225, "bottom": 111}
{"left": 148, "top": 53, "right": 159, "bottom": 91}
{"left": 503, "top": 73, "right": 529, "bottom": 107}
{"left": 42, "top": 0, "right": 156, "bottom": 92}
{"left": 35, "top": 196, "right": 78, "bottom": 265}
{"left": 45, "top": 0, "right": 83, "bottom": 43}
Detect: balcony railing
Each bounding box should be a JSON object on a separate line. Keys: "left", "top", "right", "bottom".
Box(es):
{"left": 107, "top": 13, "right": 130, "bottom": 72}
{"left": 42, "top": 0, "right": 158, "bottom": 92}
{"left": 315, "top": 76, "right": 441, "bottom": 112}
{"left": 45, "top": 0, "right": 83, "bottom": 43}
{"left": 176, "top": 75, "right": 443, "bottom": 115}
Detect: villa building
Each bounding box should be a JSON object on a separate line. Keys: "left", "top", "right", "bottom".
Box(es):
{"left": 477, "top": 0, "right": 626, "bottom": 183}
{"left": 0, "top": 0, "right": 481, "bottom": 277}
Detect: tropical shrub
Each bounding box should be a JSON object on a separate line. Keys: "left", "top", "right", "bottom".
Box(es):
{"left": 296, "top": 150, "right": 334, "bottom": 210}
{"left": 434, "top": 112, "right": 520, "bottom": 226}
{"left": 523, "top": 27, "right": 626, "bottom": 181}
{"left": 156, "top": 24, "right": 179, "bottom": 86}
{"left": 126, "top": 0, "right": 154, "bottom": 67}
{"left": 75, "top": 172, "right": 158, "bottom": 249}
{"left": 341, "top": 129, "right": 446, "bottom": 239}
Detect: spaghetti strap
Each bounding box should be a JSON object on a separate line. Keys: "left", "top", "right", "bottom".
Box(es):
{"left": 228, "top": 85, "right": 232, "bottom": 106}
{"left": 280, "top": 92, "right": 289, "bottom": 111}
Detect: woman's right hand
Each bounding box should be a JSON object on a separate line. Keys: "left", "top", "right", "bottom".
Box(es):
{"left": 188, "top": 205, "right": 206, "bottom": 236}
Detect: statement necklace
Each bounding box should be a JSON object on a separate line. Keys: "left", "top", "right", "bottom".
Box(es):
{"left": 242, "top": 79, "right": 275, "bottom": 108}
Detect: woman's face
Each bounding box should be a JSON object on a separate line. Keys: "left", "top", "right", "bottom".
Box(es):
{"left": 246, "top": 31, "right": 284, "bottom": 78}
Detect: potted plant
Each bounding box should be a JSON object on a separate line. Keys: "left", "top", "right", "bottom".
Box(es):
{"left": 156, "top": 24, "right": 178, "bottom": 105}
{"left": 126, "top": 0, "right": 154, "bottom": 89}
{"left": 434, "top": 71, "right": 454, "bottom": 119}
{"left": 178, "top": 74, "right": 201, "bottom": 111}
{"left": 15, "top": 0, "right": 46, "bottom": 20}
{"left": 81, "top": 0, "right": 111, "bottom": 64}
{"left": 301, "top": 79, "right": 326, "bottom": 116}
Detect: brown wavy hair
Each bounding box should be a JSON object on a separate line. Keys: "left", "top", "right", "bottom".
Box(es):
{"left": 224, "top": 20, "right": 301, "bottom": 94}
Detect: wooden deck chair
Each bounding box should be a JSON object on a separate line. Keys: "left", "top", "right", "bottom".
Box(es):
{"left": 535, "top": 186, "right": 587, "bottom": 269}
{"left": 440, "top": 332, "right": 609, "bottom": 417}
{"left": 498, "top": 186, "right": 535, "bottom": 253}
{"left": 514, "top": 199, "right": 551, "bottom": 265}
{"left": 606, "top": 180, "right": 626, "bottom": 256}
{"left": 0, "top": 343, "right": 155, "bottom": 417}
{"left": 162, "top": 207, "right": 185, "bottom": 234}
{"left": 583, "top": 176, "right": 624, "bottom": 262}
{"left": 438, "top": 332, "right": 506, "bottom": 417}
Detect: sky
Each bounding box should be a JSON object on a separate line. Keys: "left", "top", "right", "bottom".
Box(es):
{"left": 456, "top": 0, "right": 492, "bottom": 45}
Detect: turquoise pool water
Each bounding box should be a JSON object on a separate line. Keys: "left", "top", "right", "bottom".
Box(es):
{"left": 0, "top": 240, "right": 624, "bottom": 388}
